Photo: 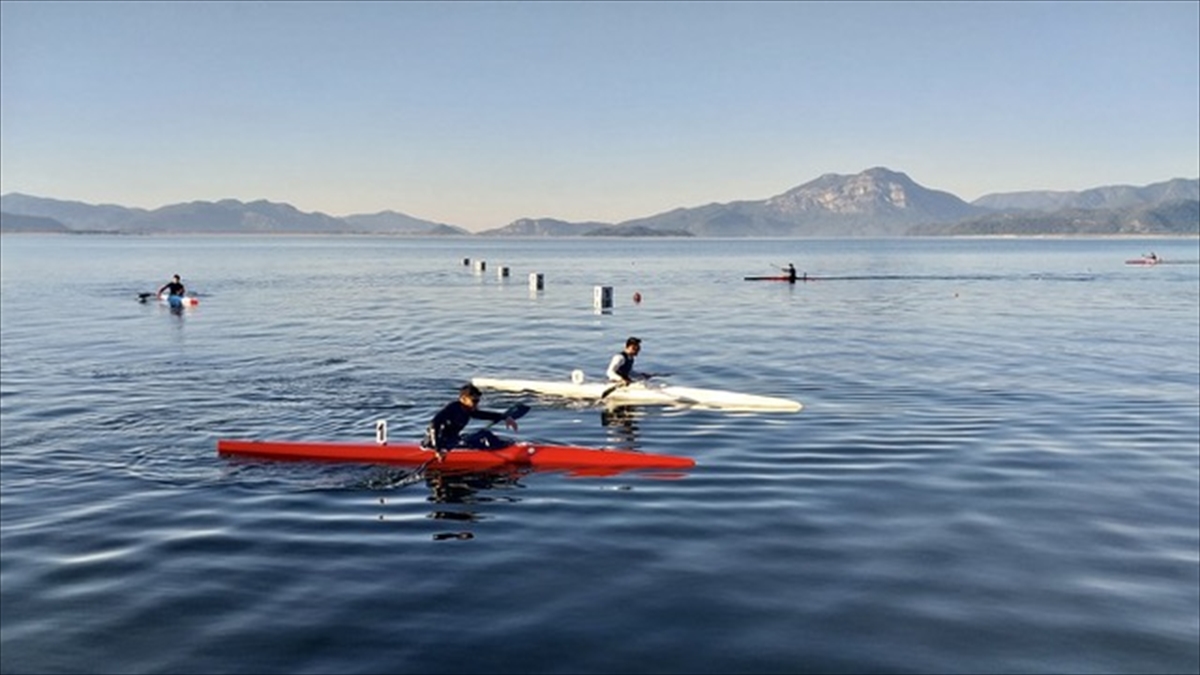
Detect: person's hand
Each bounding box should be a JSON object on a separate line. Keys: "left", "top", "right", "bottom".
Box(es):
{"left": 434, "top": 450, "right": 447, "bottom": 462}
{"left": 505, "top": 418, "right": 519, "bottom": 432}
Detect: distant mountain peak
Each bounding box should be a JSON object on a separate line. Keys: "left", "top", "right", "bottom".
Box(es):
{"left": 765, "top": 166, "right": 972, "bottom": 222}
{"left": 4, "top": 170, "right": 1195, "bottom": 237}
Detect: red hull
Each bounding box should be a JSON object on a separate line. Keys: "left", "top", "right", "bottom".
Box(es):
{"left": 217, "top": 438, "right": 695, "bottom": 473}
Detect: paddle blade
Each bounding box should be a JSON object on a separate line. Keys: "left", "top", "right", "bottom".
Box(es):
{"left": 503, "top": 403, "right": 531, "bottom": 420}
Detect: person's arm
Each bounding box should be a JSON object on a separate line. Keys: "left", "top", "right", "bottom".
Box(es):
{"left": 471, "top": 408, "right": 505, "bottom": 423}
{"left": 470, "top": 408, "right": 518, "bottom": 431}
{"left": 606, "top": 354, "right": 628, "bottom": 384}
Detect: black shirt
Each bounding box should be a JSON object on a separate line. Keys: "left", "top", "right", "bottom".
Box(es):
{"left": 424, "top": 400, "right": 504, "bottom": 450}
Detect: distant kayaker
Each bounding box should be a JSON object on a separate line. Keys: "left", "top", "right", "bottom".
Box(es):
{"left": 606, "top": 337, "right": 645, "bottom": 386}
{"left": 422, "top": 384, "right": 519, "bottom": 460}
{"left": 158, "top": 274, "right": 186, "bottom": 298}
{"left": 783, "top": 263, "right": 797, "bottom": 283}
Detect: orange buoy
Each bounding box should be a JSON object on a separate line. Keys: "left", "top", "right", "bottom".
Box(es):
{"left": 633, "top": 292, "right": 642, "bottom": 303}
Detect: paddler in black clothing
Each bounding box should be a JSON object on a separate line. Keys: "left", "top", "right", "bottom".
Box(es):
{"left": 779, "top": 263, "right": 807, "bottom": 283}
{"left": 422, "top": 384, "right": 519, "bottom": 460}
{"left": 158, "top": 274, "right": 186, "bottom": 297}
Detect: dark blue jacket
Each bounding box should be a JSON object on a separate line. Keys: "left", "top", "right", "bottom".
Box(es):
{"left": 424, "top": 400, "right": 504, "bottom": 450}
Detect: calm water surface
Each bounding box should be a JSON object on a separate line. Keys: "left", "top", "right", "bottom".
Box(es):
{"left": 2, "top": 235, "right": 1198, "bottom": 674}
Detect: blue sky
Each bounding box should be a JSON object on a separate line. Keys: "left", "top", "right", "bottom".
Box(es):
{"left": 2, "top": 1, "right": 1197, "bottom": 231}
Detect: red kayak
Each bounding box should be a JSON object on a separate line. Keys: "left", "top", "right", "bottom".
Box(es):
{"left": 217, "top": 438, "right": 695, "bottom": 475}
{"left": 1125, "top": 257, "right": 1161, "bottom": 266}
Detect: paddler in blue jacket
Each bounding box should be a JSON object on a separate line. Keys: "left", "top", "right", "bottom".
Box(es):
{"left": 422, "top": 384, "right": 519, "bottom": 460}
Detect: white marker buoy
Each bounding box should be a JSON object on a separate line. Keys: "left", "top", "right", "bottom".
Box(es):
{"left": 375, "top": 419, "right": 388, "bottom": 445}
{"left": 529, "top": 272, "right": 544, "bottom": 291}
{"left": 594, "top": 285, "right": 613, "bottom": 311}
{"left": 474, "top": 260, "right": 487, "bottom": 273}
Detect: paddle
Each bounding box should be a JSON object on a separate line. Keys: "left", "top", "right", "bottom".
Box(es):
{"left": 599, "top": 373, "right": 672, "bottom": 400}
{"left": 486, "top": 402, "right": 531, "bottom": 430}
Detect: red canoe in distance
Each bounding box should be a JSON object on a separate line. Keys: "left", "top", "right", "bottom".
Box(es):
{"left": 217, "top": 438, "right": 696, "bottom": 476}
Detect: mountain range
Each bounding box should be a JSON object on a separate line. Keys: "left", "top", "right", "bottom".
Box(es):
{"left": 2, "top": 167, "right": 1196, "bottom": 237}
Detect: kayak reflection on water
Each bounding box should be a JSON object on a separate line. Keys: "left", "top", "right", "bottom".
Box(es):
{"left": 371, "top": 467, "right": 526, "bottom": 541}
{"left": 425, "top": 470, "right": 524, "bottom": 506}
{"left": 425, "top": 470, "right": 525, "bottom": 541}
{"left": 601, "top": 405, "right": 642, "bottom": 449}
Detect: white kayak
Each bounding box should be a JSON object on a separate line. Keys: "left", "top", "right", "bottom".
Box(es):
{"left": 162, "top": 293, "right": 199, "bottom": 308}
{"left": 138, "top": 292, "right": 199, "bottom": 308}
{"left": 471, "top": 371, "right": 802, "bottom": 412}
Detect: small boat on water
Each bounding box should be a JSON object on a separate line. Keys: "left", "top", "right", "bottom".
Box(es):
{"left": 471, "top": 372, "right": 802, "bottom": 412}
{"left": 1125, "top": 254, "right": 1162, "bottom": 266}
{"left": 138, "top": 291, "right": 199, "bottom": 307}
{"left": 217, "top": 438, "right": 695, "bottom": 475}
{"left": 743, "top": 275, "right": 798, "bottom": 282}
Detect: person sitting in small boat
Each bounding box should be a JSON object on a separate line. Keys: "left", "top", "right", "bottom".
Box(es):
{"left": 158, "top": 274, "right": 185, "bottom": 299}
{"left": 783, "top": 263, "right": 798, "bottom": 282}
{"left": 1148, "top": 252, "right": 1159, "bottom": 262}
{"left": 607, "top": 337, "right": 645, "bottom": 386}
{"left": 422, "top": 384, "right": 519, "bottom": 461}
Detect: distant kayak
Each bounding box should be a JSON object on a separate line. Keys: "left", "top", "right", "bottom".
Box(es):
{"left": 138, "top": 291, "right": 199, "bottom": 307}
{"left": 743, "top": 275, "right": 795, "bottom": 282}
{"left": 744, "top": 273, "right": 807, "bottom": 282}
{"left": 1125, "top": 257, "right": 1161, "bottom": 266}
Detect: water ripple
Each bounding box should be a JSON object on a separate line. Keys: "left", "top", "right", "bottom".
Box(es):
{"left": 3, "top": 236, "right": 1197, "bottom": 674}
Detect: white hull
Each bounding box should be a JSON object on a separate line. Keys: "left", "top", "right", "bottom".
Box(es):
{"left": 471, "top": 376, "right": 802, "bottom": 412}
{"left": 159, "top": 293, "right": 199, "bottom": 307}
